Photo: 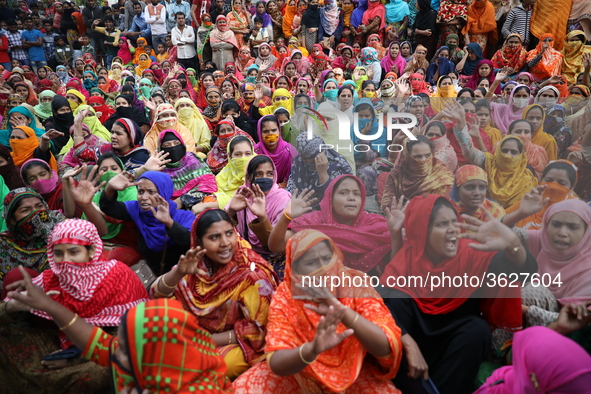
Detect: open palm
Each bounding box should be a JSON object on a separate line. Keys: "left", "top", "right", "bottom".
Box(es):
{"left": 70, "top": 165, "right": 105, "bottom": 206}
{"left": 310, "top": 306, "right": 354, "bottom": 355}
{"left": 455, "top": 207, "right": 517, "bottom": 251}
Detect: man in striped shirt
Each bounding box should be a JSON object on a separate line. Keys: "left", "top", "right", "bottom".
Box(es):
{"left": 501, "top": 0, "right": 536, "bottom": 48}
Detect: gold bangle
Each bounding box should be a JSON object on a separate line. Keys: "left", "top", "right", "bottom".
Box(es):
{"left": 299, "top": 343, "right": 317, "bottom": 365}
{"left": 160, "top": 274, "right": 176, "bottom": 290}
{"left": 283, "top": 210, "right": 293, "bottom": 221}
{"left": 347, "top": 312, "right": 359, "bottom": 328}
{"left": 228, "top": 330, "right": 233, "bottom": 345}
{"left": 59, "top": 314, "right": 78, "bottom": 331}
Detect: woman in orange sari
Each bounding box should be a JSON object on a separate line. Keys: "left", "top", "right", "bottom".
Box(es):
{"left": 525, "top": 33, "right": 563, "bottom": 81}
{"left": 227, "top": 0, "right": 252, "bottom": 48}
{"left": 232, "top": 229, "right": 403, "bottom": 393}
{"left": 461, "top": 0, "right": 498, "bottom": 52}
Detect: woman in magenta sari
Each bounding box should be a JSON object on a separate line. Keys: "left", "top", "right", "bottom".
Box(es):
{"left": 254, "top": 115, "right": 297, "bottom": 187}
{"left": 380, "top": 42, "right": 407, "bottom": 75}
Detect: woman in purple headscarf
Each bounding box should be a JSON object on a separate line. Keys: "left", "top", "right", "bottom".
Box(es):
{"left": 254, "top": 115, "right": 298, "bottom": 186}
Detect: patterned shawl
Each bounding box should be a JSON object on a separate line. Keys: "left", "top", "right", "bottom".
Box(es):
{"left": 491, "top": 33, "right": 527, "bottom": 72}
{"left": 522, "top": 104, "right": 558, "bottom": 161}
{"left": 422, "top": 120, "right": 458, "bottom": 172}
{"left": 206, "top": 120, "right": 254, "bottom": 174}
{"left": 450, "top": 165, "right": 505, "bottom": 223}
{"left": 561, "top": 30, "right": 591, "bottom": 85}
{"left": 526, "top": 33, "right": 564, "bottom": 80}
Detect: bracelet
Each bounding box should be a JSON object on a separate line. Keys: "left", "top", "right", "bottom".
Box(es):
{"left": 299, "top": 343, "right": 317, "bottom": 365}
{"left": 228, "top": 330, "right": 233, "bottom": 345}
{"left": 346, "top": 312, "right": 360, "bottom": 328}
{"left": 59, "top": 314, "right": 78, "bottom": 331}
{"left": 283, "top": 210, "right": 293, "bottom": 221}
{"left": 160, "top": 274, "right": 176, "bottom": 290}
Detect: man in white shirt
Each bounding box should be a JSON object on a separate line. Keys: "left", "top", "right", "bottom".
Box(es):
{"left": 171, "top": 12, "right": 196, "bottom": 70}
{"left": 145, "top": 0, "right": 167, "bottom": 49}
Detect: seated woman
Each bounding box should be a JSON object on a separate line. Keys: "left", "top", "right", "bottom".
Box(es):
{"left": 43, "top": 96, "right": 74, "bottom": 155}
{"left": 225, "top": 155, "right": 291, "bottom": 278}
{"left": 522, "top": 104, "right": 559, "bottom": 161}
{"left": 0, "top": 220, "right": 148, "bottom": 393}
{"left": 9, "top": 125, "right": 58, "bottom": 172}
{"left": 499, "top": 119, "right": 548, "bottom": 178}
{"left": 99, "top": 171, "right": 196, "bottom": 274}
{"left": 4, "top": 285, "right": 233, "bottom": 393}
{"left": 221, "top": 100, "right": 257, "bottom": 142}
{"left": 98, "top": 118, "right": 150, "bottom": 171}
{"left": 0, "top": 189, "right": 65, "bottom": 290}
{"left": 251, "top": 88, "right": 294, "bottom": 121}
{"left": 233, "top": 229, "right": 403, "bottom": 393}
{"left": 0, "top": 106, "right": 46, "bottom": 149}
{"left": 59, "top": 108, "right": 108, "bottom": 173}
{"left": 287, "top": 133, "right": 353, "bottom": 206}
{"left": 173, "top": 98, "right": 212, "bottom": 156}
{"left": 158, "top": 130, "right": 217, "bottom": 211}
{"left": 379, "top": 194, "right": 537, "bottom": 394}
{"left": 445, "top": 101, "right": 538, "bottom": 208}
{"left": 144, "top": 103, "right": 196, "bottom": 154}
{"left": 381, "top": 135, "right": 454, "bottom": 212}
{"left": 254, "top": 115, "right": 297, "bottom": 187}
{"left": 57, "top": 105, "right": 113, "bottom": 157}
{"left": 207, "top": 120, "right": 255, "bottom": 175}
{"left": 422, "top": 120, "right": 458, "bottom": 172}
{"left": 150, "top": 209, "right": 278, "bottom": 379}
{"left": 103, "top": 95, "right": 151, "bottom": 134}
{"left": 270, "top": 174, "right": 398, "bottom": 275}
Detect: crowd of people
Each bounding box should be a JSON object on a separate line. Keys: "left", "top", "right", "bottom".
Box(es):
{"left": 0, "top": 0, "right": 591, "bottom": 392}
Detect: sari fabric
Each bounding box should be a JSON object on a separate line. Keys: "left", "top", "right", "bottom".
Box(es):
{"left": 522, "top": 104, "right": 558, "bottom": 161}
{"left": 214, "top": 135, "right": 256, "bottom": 208}
{"left": 450, "top": 164, "right": 505, "bottom": 222}
{"left": 380, "top": 194, "right": 523, "bottom": 330}
{"left": 380, "top": 42, "right": 407, "bottom": 75}
{"left": 82, "top": 299, "right": 233, "bottom": 393}
{"left": 525, "top": 33, "right": 564, "bottom": 80}
{"left": 381, "top": 138, "right": 454, "bottom": 211}
{"left": 421, "top": 120, "right": 457, "bottom": 172}
{"left": 484, "top": 135, "right": 538, "bottom": 208}
{"left": 265, "top": 230, "right": 402, "bottom": 392}
{"left": 490, "top": 84, "right": 531, "bottom": 134}
{"left": 254, "top": 115, "right": 297, "bottom": 184}
{"left": 173, "top": 210, "right": 278, "bottom": 365}
{"left": 462, "top": 0, "right": 497, "bottom": 40}
{"left": 291, "top": 175, "right": 392, "bottom": 273}
{"left": 530, "top": 0, "right": 572, "bottom": 51}
{"left": 561, "top": 30, "right": 591, "bottom": 85}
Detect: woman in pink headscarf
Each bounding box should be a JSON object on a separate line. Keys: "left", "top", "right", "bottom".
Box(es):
{"left": 476, "top": 326, "right": 591, "bottom": 394}
{"left": 254, "top": 115, "right": 297, "bottom": 186}
{"left": 380, "top": 42, "right": 407, "bottom": 75}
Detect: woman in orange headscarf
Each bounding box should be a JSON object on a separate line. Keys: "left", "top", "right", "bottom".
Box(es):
{"left": 10, "top": 126, "right": 57, "bottom": 171}
{"left": 232, "top": 229, "right": 403, "bottom": 393}
{"left": 462, "top": 0, "right": 498, "bottom": 52}
{"left": 282, "top": 0, "right": 297, "bottom": 38}
{"left": 525, "top": 33, "right": 563, "bottom": 81}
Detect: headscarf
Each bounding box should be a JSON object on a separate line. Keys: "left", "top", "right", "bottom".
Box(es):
{"left": 266, "top": 229, "right": 402, "bottom": 392}
{"left": 483, "top": 135, "right": 538, "bottom": 208}
{"left": 58, "top": 105, "right": 111, "bottom": 156}
{"left": 426, "top": 46, "right": 456, "bottom": 85}
{"left": 82, "top": 70, "right": 98, "bottom": 91}
{"left": 385, "top": 0, "right": 410, "bottom": 23}
{"left": 124, "top": 172, "right": 196, "bottom": 252}
{"left": 522, "top": 104, "right": 558, "bottom": 161}
{"left": 320, "top": 0, "right": 340, "bottom": 35}
{"left": 465, "top": 59, "right": 501, "bottom": 94}
{"left": 207, "top": 120, "right": 254, "bottom": 174}
{"left": 202, "top": 86, "right": 223, "bottom": 124}
{"left": 561, "top": 30, "right": 591, "bottom": 85}
{"left": 462, "top": 42, "right": 484, "bottom": 76}
{"left": 475, "top": 327, "right": 591, "bottom": 394}
{"left": 33, "top": 90, "right": 56, "bottom": 121}
{"left": 145, "top": 104, "right": 195, "bottom": 153}
{"left": 526, "top": 33, "right": 564, "bottom": 80}
{"left": 301, "top": 0, "right": 321, "bottom": 28}
{"left": 0, "top": 145, "right": 25, "bottom": 190}
{"left": 380, "top": 194, "right": 523, "bottom": 330}
{"left": 350, "top": 0, "right": 368, "bottom": 27}
{"left": 56, "top": 65, "right": 70, "bottom": 84}
{"left": 254, "top": 115, "right": 298, "bottom": 184}
{"left": 362, "top": 0, "right": 386, "bottom": 29}
{"left": 410, "top": 73, "right": 430, "bottom": 95}
{"left": 380, "top": 42, "right": 406, "bottom": 76}
{"left": 462, "top": 0, "right": 497, "bottom": 39}
{"left": 490, "top": 84, "right": 531, "bottom": 134}
{"left": 421, "top": 119, "right": 457, "bottom": 171}
{"left": 87, "top": 96, "right": 114, "bottom": 123}
{"left": 99, "top": 118, "right": 149, "bottom": 170}
{"left": 210, "top": 15, "right": 239, "bottom": 50}
{"left": 48, "top": 95, "right": 75, "bottom": 136}
{"left": 0, "top": 188, "right": 65, "bottom": 284}
{"left": 450, "top": 165, "right": 505, "bottom": 222}
{"left": 430, "top": 76, "right": 457, "bottom": 112}
{"left": 26, "top": 219, "right": 149, "bottom": 326}
{"left": 357, "top": 47, "right": 380, "bottom": 66}
{"left": 491, "top": 33, "right": 527, "bottom": 72}
{"left": 103, "top": 95, "right": 150, "bottom": 131}
{"left": 60, "top": 122, "right": 107, "bottom": 168}
{"left": 9, "top": 126, "right": 57, "bottom": 171}
{"left": 214, "top": 136, "right": 256, "bottom": 208}
{"left": 259, "top": 88, "right": 294, "bottom": 116}
{"left": 173, "top": 98, "right": 211, "bottom": 150}
{"left": 13, "top": 82, "right": 38, "bottom": 106}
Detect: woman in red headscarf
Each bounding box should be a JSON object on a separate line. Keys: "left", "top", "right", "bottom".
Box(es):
{"left": 362, "top": 0, "right": 386, "bottom": 39}
{"left": 526, "top": 33, "right": 564, "bottom": 81}
{"left": 87, "top": 96, "right": 115, "bottom": 124}
{"left": 379, "top": 194, "right": 537, "bottom": 394}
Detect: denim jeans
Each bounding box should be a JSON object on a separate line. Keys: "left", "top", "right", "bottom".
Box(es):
{"left": 152, "top": 34, "right": 167, "bottom": 50}
{"left": 29, "top": 60, "right": 47, "bottom": 73}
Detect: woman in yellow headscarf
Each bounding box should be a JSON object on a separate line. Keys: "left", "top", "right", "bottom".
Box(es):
{"left": 522, "top": 104, "right": 558, "bottom": 161}
{"left": 174, "top": 98, "right": 212, "bottom": 156}
{"left": 430, "top": 75, "right": 457, "bottom": 113}
{"left": 58, "top": 105, "right": 111, "bottom": 155}
{"left": 561, "top": 30, "right": 591, "bottom": 85}
{"left": 255, "top": 88, "right": 294, "bottom": 116}
{"left": 135, "top": 53, "right": 152, "bottom": 76}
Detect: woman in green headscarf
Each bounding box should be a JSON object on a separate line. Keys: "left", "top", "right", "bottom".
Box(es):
{"left": 138, "top": 78, "right": 153, "bottom": 100}
{"left": 33, "top": 90, "right": 56, "bottom": 123}
{"left": 0, "top": 106, "right": 46, "bottom": 148}
{"left": 445, "top": 33, "right": 464, "bottom": 64}
{"left": 58, "top": 105, "right": 112, "bottom": 155}
{"left": 196, "top": 13, "right": 214, "bottom": 68}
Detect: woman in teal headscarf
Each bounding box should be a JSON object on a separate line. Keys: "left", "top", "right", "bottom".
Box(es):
{"left": 138, "top": 78, "right": 153, "bottom": 100}
{"left": 0, "top": 106, "right": 46, "bottom": 148}
{"left": 33, "top": 90, "right": 56, "bottom": 122}
{"left": 82, "top": 70, "right": 98, "bottom": 91}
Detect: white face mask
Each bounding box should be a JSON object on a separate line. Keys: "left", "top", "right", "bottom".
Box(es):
{"left": 513, "top": 98, "right": 529, "bottom": 109}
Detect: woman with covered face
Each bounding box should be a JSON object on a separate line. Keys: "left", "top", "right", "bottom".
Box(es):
{"left": 144, "top": 103, "right": 196, "bottom": 153}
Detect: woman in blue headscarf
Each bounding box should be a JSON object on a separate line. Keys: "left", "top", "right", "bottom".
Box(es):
{"left": 0, "top": 106, "right": 46, "bottom": 148}
{"left": 457, "top": 41, "right": 484, "bottom": 76}
{"left": 426, "top": 45, "right": 456, "bottom": 85}
{"left": 350, "top": 0, "right": 368, "bottom": 33}
{"left": 82, "top": 71, "right": 98, "bottom": 91}
{"left": 100, "top": 170, "right": 196, "bottom": 274}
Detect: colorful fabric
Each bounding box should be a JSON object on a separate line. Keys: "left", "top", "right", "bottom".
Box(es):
{"left": 450, "top": 165, "right": 505, "bottom": 222}
{"left": 10, "top": 125, "right": 58, "bottom": 171}
{"left": 490, "top": 84, "right": 531, "bottom": 134}
{"left": 561, "top": 30, "right": 591, "bottom": 84}
{"left": 254, "top": 115, "right": 297, "bottom": 184}
{"left": 381, "top": 137, "right": 454, "bottom": 211}
{"left": 380, "top": 42, "right": 407, "bottom": 76}
{"left": 462, "top": 0, "right": 497, "bottom": 38}
{"left": 421, "top": 120, "right": 458, "bottom": 172}
{"left": 83, "top": 299, "right": 233, "bottom": 393}
{"left": 531, "top": 0, "right": 572, "bottom": 51}
{"left": 1, "top": 106, "right": 46, "bottom": 148}
{"left": 263, "top": 229, "right": 402, "bottom": 392}
{"left": 522, "top": 104, "right": 558, "bottom": 161}
{"left": 207, "top": 120, "right": 254, "bottom": 174}
{"left": 526, "top": 33, "right": 564, "bottom": 80}
{"left": 484, "top": 135, "right": 538, "bottom": 208}
{"left": 174, "top": 98, "right": 211, "bottom": 151}
{"left": 214, "top": 136, "right": 256, "bottom": 209}
{"left": 491, "top": 34, "right": 527, "bottom": 72}
{"left": 292, "top": 175, "right": 392, "bottom": 272}
{"left": 158, "top": 130, "right": 217, "bottom": 198}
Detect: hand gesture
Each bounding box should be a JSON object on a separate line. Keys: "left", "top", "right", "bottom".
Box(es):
{"left": 467, "top": 115, "right": 481, "bottom": 138}
{"left": 517, "top": 185, "right": 550, "bottom": 218}
{"left": 495, "top": 70, "right": 508, "bottom": 82}
{"left": 286, "top": 188, "right": 317, "bottom": 219}
{"left": 245, "top": 184, "right": 267, "bottom": 220}
{"left": 315, "top": 152, "right": 328, "bottom": 174}
{"left": 177, "top": 247, "right": 209, "bottom": 276}
{"left": 228, "top": 186, "right": 250, "bottom": 213}
{"left": 553, "top": 302, "right": 591, "bottom": 335}
{"left": 69, "top": 165, "right": 105, "bottom": 207}
{"left": 62, "top": 165, "right": 83, "bottom": 180}
{"left": 92, "top": 19, "right": 100, "bottom": 26}
{"left": 149, "top": 194, "right": 173, "bottom": 226}
{"left": 440, "top": 101, "right": 466, "bottom": 128}
{"left": 74, "top": 108, "right": 91, "bottom": 124}
{"left": 143, "top": 97, "right": 157, "bottom": 112}
{"left": 254, "top": 84, "right": 264, "bottom": 101}
{"left": 360, "top": 120, "right": 372, "bottom": 135}
{"left": 367, "top": 65, "right": 374, "bottom": 80}
{"left": 143, "top": 150, "right": 170, "bottom": 171}
{"left": 9, "top": 116, "right": 28, "bottom": 128}
{"left": 395, "top": 78, "right": 409, "bottom": 96}
{"left": 455, "top": 207, "right": 520, "bottom": 252}
{"left": 309, "top": 306, "right": 354, "bottom": 355}
{"left": 6, "top": 266, "right": 58, "bottom": 313}
{"left": 42, "top": 129, "right": 65, "bottom": 141}
{"left": 385, "top": 195, "right": 408, "bottom": 233}
{"left": 107, "top": 172, "right": 137, "bottom": 192}
{"left": 583, "top": 53, "right": 591, "bottom": 69}
{"left": 259, "top": 59, "right": 271, "bottom": 72}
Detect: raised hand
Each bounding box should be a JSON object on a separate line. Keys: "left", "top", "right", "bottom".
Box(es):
{"left": 254, "top": 84, "right": 264, "bottom": 101}
{"left": 9, "top": 116, "right": 28, "bottom": 128}
{"left": 385, "top": 195, "right": 408, "bottom": 233}
{"left": 42, "top": 129, "right": 65, "bottom": 141}
{"left": 245, "top": 184, "right": 267, "bottom": 220}
{"left": 455, "top": 207, "right": 520, "bottom": 252}
{"left": 259, "top": 59, "right": 271, "bottom": 72}
{"left": 143, "top": 150, "right": 170, "bottom": 171}
{"left": 551, "top": 302, "right": 591, "bottom": 335}
{"left": 177, "top": 247, "right": 208, "bottom": 276}
{"left": 227, "top": 186, "right": 249, "bottom": 214}
{"left": 315, "top": 152, "right": 329, "bottom": 174}
{"left": 74, "top": 108, "right": 91, "bottom": 124}
{"left": 309, "top": 306, "right": 354, "bottom": 355}
{"left": 495, "top": 70, "right": 508, "bottom": 82}
{"left": 107, "top": 172, "right": 138, "bottom": 192}
{"left": 69, "top": 165, "right": 106, "bottom": 207}
{"left": 466, "top": 114, "right": 481, "bottom": 138}
{"left": 6, "top": 266, "right": 57, "bottom": 313}
{"left": 143, "top": 97, "right": 157, "bottom": 112}
{"left": 517, "top": 185, "right": 550, "bottom": 218}
{"left": 395, "top": 78, "right": 409, "bottom": 96}
{"left": 149, "top": 194, "right": 173, "bottom": 226}
{"left": 286, "top": 188, "right": 317, "bottom": 219}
